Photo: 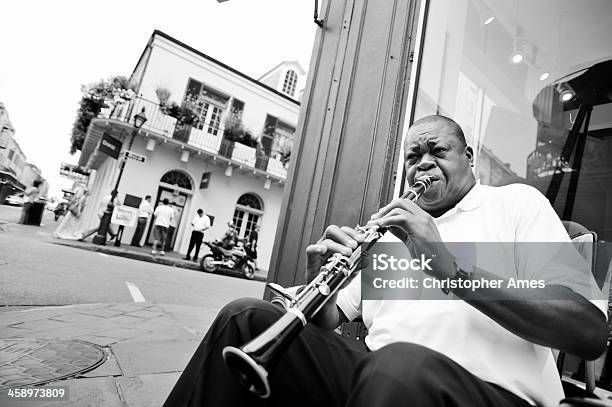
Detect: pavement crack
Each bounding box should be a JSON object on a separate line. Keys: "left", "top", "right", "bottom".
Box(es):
{"left": 113, "top": 376, "right": 130, "bottom": 407}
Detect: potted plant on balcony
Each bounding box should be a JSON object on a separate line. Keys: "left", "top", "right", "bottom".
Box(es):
{"left": 155, "top": 87, "right": 172, "bottom": 107}
{"left": 221, "top": 113, "right": 253, "bottom": 158}
{"left": 255, "top": 142, "right": 269, "bottom": 171}
{"left": 69, "top": 75, "right": 135, "bottom": 154}
{"left": 161, "top": 101, "right": 199, "bottom": 143}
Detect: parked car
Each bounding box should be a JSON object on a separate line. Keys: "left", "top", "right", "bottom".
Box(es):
{"left": 4, "top": 194, "right": 24, "bottom": 206}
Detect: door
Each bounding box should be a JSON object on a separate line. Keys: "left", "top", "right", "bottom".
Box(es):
{"left": 145, "top": 186, "right": 188, "bottom": 250}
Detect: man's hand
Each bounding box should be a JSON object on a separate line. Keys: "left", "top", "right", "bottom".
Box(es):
{"left": 368, "top": 198, "right": 456, "bottom": 280}
{"left": 304, "top": 225, "right": 365, "bottom": 329}
{"left": 305, "top": 225, "right": 365, "bottom": 284}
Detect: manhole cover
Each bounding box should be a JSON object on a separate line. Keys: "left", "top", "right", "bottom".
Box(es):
{"left": 0, "top": 339, "right": 106, "bottom": 390}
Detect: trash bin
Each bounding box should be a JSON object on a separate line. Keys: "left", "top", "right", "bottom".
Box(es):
{"left": 24, "top": 202, "right": 46, "bottom": 226}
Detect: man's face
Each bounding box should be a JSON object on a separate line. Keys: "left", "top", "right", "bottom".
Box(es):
{"left": 403, "top": 120, "right": 474, "bottom": 212}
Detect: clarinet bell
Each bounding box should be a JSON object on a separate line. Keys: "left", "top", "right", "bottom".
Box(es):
{"left": 223, "top": 346, "right": 271, "bottom": 398}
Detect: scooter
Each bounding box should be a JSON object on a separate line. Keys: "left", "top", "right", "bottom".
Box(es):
{"left": 200, "top": 240, "right": 256, "bottom": 279}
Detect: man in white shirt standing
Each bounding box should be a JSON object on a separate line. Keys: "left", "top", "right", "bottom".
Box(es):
{"left": 152, "top": 198, "right": 174, "bottom": 256}
{"left": 183, "top": 209, "right": 211, "bottom": 262}
{"left": 131, "top": 195, "right": 153, "bottom": 247}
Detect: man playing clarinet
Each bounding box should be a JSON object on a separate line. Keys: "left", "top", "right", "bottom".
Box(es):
{"left": 164, "top": 115, "right": 607, "bottom": 407}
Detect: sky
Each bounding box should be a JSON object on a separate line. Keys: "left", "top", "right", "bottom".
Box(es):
{"left": 0, "top": 0, "right": 317, "bottom": 198}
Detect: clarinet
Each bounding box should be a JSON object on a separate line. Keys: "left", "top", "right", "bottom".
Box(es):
{"left": 222, "top": 175, "right": 435, "bottom": 398}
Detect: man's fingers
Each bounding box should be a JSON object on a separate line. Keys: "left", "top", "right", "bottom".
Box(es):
{"left": 320, "top": 225, "right": 360, "bottom": 249}
{"left": 306, "top": 244, "right": 328, "bottom": 257}
{"left": 370, "top": 199, "right": 412, "bottom": 221}
{"left": 319, "top": 239, "right": 353, "bottom": 257}
{"left": 339, "top": 226, "right": 366, "bottom": 244}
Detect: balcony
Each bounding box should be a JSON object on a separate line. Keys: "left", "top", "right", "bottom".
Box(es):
{"left": 96, "top": 96, "right": 288, "bottom": 180}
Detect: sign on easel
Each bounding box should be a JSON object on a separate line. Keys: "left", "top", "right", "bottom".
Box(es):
{"left": 111, "top": 205, "right": 138, "bottom": 227}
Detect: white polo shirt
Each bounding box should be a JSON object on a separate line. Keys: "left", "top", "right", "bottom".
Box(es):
{"left": 191, "top": 214, "right": 211, "bottom": 232}
{"left": 137, "top": 200, "right": 153, "bottom": 218}
{"left": 337, "top": 182, "right": 606, "bottom": 407}
{"left": 153, "top": 205, "right": 174, "bottom": 228}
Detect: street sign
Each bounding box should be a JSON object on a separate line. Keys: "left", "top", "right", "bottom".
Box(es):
{"left": 99, "top": 133, "right": 122, "bottom": 159}
{"left": 125, "top": 151, "right": 146, "bottom": 163}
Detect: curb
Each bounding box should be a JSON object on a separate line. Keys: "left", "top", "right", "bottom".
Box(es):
{"left": 51, "top": 241, "right": 267, "bottom": 282}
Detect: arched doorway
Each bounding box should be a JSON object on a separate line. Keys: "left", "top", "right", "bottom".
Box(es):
{"left": 231, "top": 193, "right": 263, "bottom": 240}
{"left": 146, "top": 170, "right": 194, "bottom": 251}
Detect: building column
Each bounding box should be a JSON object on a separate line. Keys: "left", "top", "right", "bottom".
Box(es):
{"left": 267, "top": 0, "right": 422, "bottom": 290}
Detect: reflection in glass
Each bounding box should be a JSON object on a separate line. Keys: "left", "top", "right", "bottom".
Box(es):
{"left": 406, "top": 0, "right": 612, "bottom": 240}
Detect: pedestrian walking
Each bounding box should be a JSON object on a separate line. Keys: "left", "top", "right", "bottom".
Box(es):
{"left": 19, "top": 180, "right": 42, "bottom": 224}
{"left": 131, "top": 195, "right": 153, "bottom": 247}
{"left": 152, "top": 198, "right": 174, "bottom": 256}
{"left": 80, "top": 191, "right": 119, "bottom": 241}
{"left": 183, "top": 209, "right": 211, "bottom": 261}
{"left": 165, "top": 202, "right": 180, "bottom": 252}
{"left": 247, "top": 224, "right": 259, "bottom": 268}
{"left": 53, "top": 187, "right": 89, "bottom": 240}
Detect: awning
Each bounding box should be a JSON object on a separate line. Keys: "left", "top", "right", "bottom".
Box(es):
{"left": 0, "top": 170, "right": 25, "bottom": 191}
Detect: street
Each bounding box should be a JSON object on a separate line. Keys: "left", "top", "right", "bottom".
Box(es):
{"left": 0, "top": 204, "right": 264, "bottom": 308}
{"left": 0, "top": 204, "right": 266, "bottom": 406}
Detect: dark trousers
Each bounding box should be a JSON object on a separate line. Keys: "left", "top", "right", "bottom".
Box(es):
{"left": 19, "top": 202, "right": 32, "bottom": 224}
{"left": 163, "top": 298, "right": 532, "bottom": 407}
{"left": 186, "top": 231, "right": 204, "bottom": 260}
{"left": 165, "top": 226, "right": 176, "bottom": 252}
{"left": 131, "top": 217, "right": 148, "bottom": 246}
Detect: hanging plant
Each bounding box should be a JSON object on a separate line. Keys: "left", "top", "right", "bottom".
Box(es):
{"left": 69, "top": 75, "right": 135, "bottom": 154}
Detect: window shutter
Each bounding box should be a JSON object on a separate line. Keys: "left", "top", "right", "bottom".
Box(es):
{"left": 262, "top": 114, "right": 278, "bottom": 155}
{"left": 185, "top": 79, "right": 202, "bottom": 100}
{"left": 230, "top": 99, "right": 245, "bottom": 120}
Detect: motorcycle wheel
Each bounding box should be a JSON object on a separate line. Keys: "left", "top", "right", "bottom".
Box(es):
{"left": 241, "top": 263, "right": 255, "bottom": 280}
{"left": 201, "top": 254, "right": 220, "bottom": 273}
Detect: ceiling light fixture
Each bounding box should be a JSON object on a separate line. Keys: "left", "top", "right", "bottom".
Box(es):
{"left": 509, "top": 36, "right": 533, "bottom": 66}
{"left": 556, "top": 83, "right": 575, "bottom": 103}
{"left": 480, "top": 7, "right": 495, "bottom": 25}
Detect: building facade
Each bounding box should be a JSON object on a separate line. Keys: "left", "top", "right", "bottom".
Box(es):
{"left": 258, "top": 61, "right": 307, "bottom": 101}
{"left": 0, "top": 102, "right": 38, "bottom": 201}
{"left": 77, "top": 30, "right": 304, "bottom": 272}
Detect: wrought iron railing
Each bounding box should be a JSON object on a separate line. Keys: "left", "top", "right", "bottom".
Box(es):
{"left": 98, "top": 96, "right": 288, "bottom": 179}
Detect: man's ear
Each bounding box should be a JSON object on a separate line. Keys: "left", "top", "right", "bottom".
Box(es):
{"left": 465, "top": 146, "right": 474, "bottom": 166}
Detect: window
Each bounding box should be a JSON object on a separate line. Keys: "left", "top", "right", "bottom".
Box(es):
{"left": 8, "top": 149, "right": 15, "bottom": 160}
{"left": 160, "top": 170, "right": 193, "bottom": 190}
{"left": 232, "top": 193, "right": 263, "bottom": 240}
{"left": 184, "top": 79, "right": 229, "bottom": 136}
{"left": 282, "top": 70, "right": 298, "bottom": 97}
{"left": 404, "top": 0, "right": 612, "bottom": 240}
{"left": 261, "top": 115, "right": 295, "bottom": 167}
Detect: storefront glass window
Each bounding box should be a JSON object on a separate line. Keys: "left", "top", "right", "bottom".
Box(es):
{"left": 405, "top": 0, "right": 612, "bottom": 240}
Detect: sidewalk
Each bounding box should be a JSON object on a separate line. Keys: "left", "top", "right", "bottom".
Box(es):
{"left": 51, "top": 239, "right": 268, "bottom": 282}
{"left": 0, "top": 302, "right": 214, "bottom": 406}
